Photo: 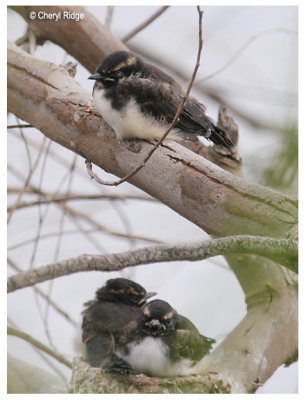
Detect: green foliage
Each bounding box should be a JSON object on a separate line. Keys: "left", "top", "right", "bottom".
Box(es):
{"left": 262, "top": 125, "right": 298, "bottom": 194}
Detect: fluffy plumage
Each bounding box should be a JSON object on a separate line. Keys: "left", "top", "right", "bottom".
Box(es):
{"left": 119, "top": 299, "right": 215, "bottom": 376}
{"left": 89, "top": 50, "right": 233, "bottom": 147}
{"left": 82, "top": 278, "right": 156, "bottom": 374}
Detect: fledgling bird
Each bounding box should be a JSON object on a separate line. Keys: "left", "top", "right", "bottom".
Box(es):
{"left": 81, "top": 278, "right": 156, "bottom": 374}
{"left": 89, "top": 50, "right": 232, "bottom": 147}
{"left": 118, "top": 299, "right": 215, "bottom": 377}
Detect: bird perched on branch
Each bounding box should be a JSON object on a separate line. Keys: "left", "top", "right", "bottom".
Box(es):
{"left": 118, "top": 299, "right": 215, "bottom": 376}
{"left": 81, "top": 278, "right": 156, "bottom": 374}
{"left": 89, "top": 50, "right": 232, "bottom": 148}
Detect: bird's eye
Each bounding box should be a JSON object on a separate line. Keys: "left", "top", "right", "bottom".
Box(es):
{"left": 109, "top": 70, "right": 124, "bottom": 79}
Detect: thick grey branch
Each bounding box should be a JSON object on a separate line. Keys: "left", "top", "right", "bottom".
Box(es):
{"left": 10, "top": 5, "right": 127, "bottom": 73}
{"left": 7, "top": 43, "right": 297, "bottom": 239}
{"left": 7, "top": 235, "right": 297, "bottom": 293}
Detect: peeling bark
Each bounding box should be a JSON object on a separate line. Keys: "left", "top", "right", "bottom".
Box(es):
{"left": 7, "top": 43, "right": 297, "bottom": 239}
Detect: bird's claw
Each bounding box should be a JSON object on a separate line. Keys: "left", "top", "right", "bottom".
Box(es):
{"left": 103, "top": 360, "right": 135, "bottom": 375}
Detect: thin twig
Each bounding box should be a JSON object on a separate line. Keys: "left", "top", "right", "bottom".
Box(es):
{"left": 122, "top": 6, "right": 169, "bottom": 43}
{"left": 7, "top": 326, "right": 72, "bottom": 369}
{"left": 86, "top": 6, "right": 204, "bottom": 187}
{"left": 105, "top": 6, "right": 115, "bottom": 29}
{"left": 8, "top": 228, "right": 100, "bottom": 251}
{"left": 8, "top": 257, "right": 78, "bottom": 327}
{"left": 28, "top": 29, "right": 37, "bottom": 55}
{"left": 15, "top": 32, "right": 29, "bottom": 46}
{"left": 8, "top": 163, "right": 106, "bottom": 253}
{"left": 7, "top": 235, "right": 298, "bottom": 293}
{"left": 7, "top": 191, "right": 157, "bottom": 211}
{"left": 8, "top": 318, "right": 67, "bottom": 382}
{"left": 17, "top": 116, "right": 33, "bottom": 171}
{"left": 7, "top": 137, "right": 47, "bottom": 224}
{"left": 196, "top": 27, "right": 297, "bottom": 84}
{"left": 62, "top": 202, "right": 162, "bottom": 244}
{"left": 42, "top": 155, "right": 78, "bottom": 352}
{"left": 7, "top": 124, "right": 33, "bottom": 129}
{"left": 128, "top": 39, "right": 296, "bottom": 133}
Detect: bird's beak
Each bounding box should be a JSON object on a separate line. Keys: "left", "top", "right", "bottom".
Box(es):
{"left": 88, "top": 73, "right": 101, "bottom": 80}
{"left": 145, "top": 319, "right": 167, "bottom": 336}
{"left": 138, "top": 291, "right": 157, "bottom": 305}
{"left": 145, "top": 291, "right": 157, "bottom": 300}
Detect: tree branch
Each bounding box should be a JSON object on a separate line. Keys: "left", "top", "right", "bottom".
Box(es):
{"left": 10, "top": 5, "right": 127, "bottom": 73}
{"left": 122, "top": 6, "right": 170, "bottom": 43}
{"left": 7, "top": 235, "right": 297, "bottom": 293}
{"left": 7, "top": 326, "right": 72, "bottom": 369}
{"left": 7, "top": 190, "right": 157, "bottom": 211}
{"left": 7, "top": 42, "right": 297, "bottom": 239}
{"left": 8, "top": 257, "right": 78, "bottom": 327}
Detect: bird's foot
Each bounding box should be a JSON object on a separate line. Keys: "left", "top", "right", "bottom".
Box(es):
{"left": 118, "top": 137, "right": 142, "bottom": 153}
{"left": 103, "top": 358, "right": 135, "bottom": 375}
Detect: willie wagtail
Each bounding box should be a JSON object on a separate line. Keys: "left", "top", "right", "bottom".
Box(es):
{"left": 81, "top": 278, "right": 156, "bottom": 374}
{"left": 89, "top": 50, "right": 232, "bottom": 147}
{"left": 117, "top": 299, "right": 215, "bottom": 377}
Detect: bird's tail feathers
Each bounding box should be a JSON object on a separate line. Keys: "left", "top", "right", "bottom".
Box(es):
{"left": 206, "top": 123, "right": 233, "bottom": 148}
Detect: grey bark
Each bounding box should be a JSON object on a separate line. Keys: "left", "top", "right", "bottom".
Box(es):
{"left": 10, "top": 5, "right": 127, "bottom": 73}
{"left": 7, "top": 236, "right": 297, "bottom": 293}
{"left": 7, "top": 42, "right": 297, "bottom": 239}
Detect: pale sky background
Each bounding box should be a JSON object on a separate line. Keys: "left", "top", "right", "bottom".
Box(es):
{"left": 6, "top": 2, "right": 300, "bottom": 395}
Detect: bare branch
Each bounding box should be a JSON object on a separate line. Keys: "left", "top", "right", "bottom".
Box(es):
{"left": 7, "top": 137, "right": 47, "bottom": 224}
{"left": 122, "top": 6, "right": 170, "bottom": 43}
{"left": 105, "top": 6, "right": 115, "bottom": 29}
{"left": 7, "top": 123, "right": 32, "bottom": 129}
{"left": 62, "top": 202, "right": 162, "bottom": 244}
{"left": 197, "top": 27, "right": 298, "bottom": 83}
{"left": 7, "top": 42, "right": 297, "bottom": 238}
{"left": 7, "top": 191, "right": 157, "bottom": 211}
{"left": 7, "top": 326, "right": 72, "bottom": 369}
{"left": 7, "top": 235, "right": 297, "bottom": 293}
{"left": 8, "top": 257, "right": 78, "bottom": 327}
{"left": 128, "top": 43, "right": 289, "bottom": 133}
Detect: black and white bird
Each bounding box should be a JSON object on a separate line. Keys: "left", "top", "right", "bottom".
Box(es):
{"left": 81, "top": 278, "right": 156, "bottom": 374}
{"left": 89, "top": 50, "right": 232, "bottom": 147}
{"left": 118, "top": 299, "right": 215, "bottom": 377}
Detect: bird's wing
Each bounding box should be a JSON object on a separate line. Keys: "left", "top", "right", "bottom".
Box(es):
{"left": 84, "top": 331, "right": 114, "bottom": 367}
{"left": 82, "top": 302, "right": 140, "bottom": 341}
{"left": 114, "top": 77, "right": 231, "bottom": 146}
{"left": 167, "top": 315, "right": 215, "bottom": 362}
{"left": 115, "top": 77, "right": 192, "bottom": 127}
